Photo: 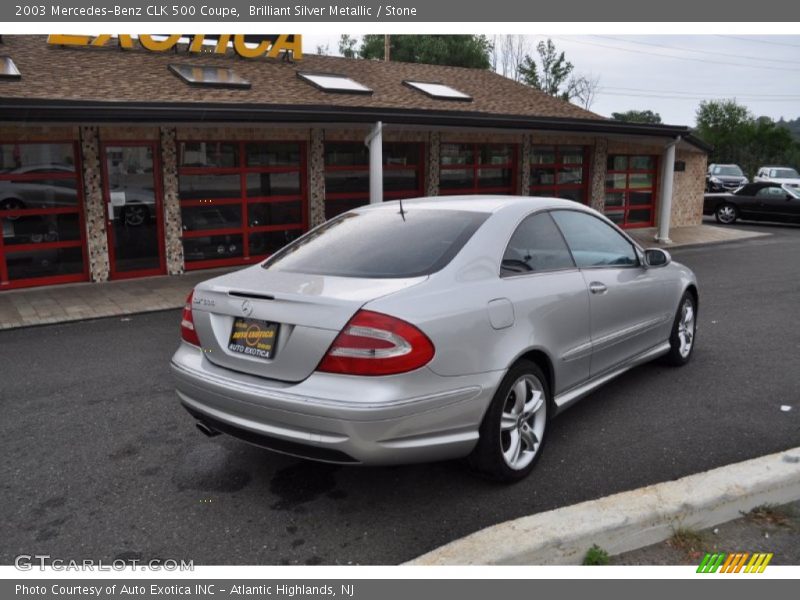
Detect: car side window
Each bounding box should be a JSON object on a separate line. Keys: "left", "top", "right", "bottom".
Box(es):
{"left": 500, "top": 212, "right": 575, "bottom": 276}
{"left": 550, "top": 210, "right": 639, "bottom": 268}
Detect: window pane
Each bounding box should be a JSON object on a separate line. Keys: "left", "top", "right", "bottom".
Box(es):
{"left": 440, "top": 143, "right": 472, "bottom": 166}
{"left": 179, "top": 174, "right": 241, "bottom": 199}
{"left": 629, "top": 173, "right": 653, "bottom": 189}
{"left": 551, "top": 210, "right": 637, "bottom": 268}
{"left": 627, "top": 209, "right": 652, "bottom": 224}
{"left": 605, "top": 211, "right": 624, "bottom": 225}
{"left": 557, "top": 189, "right": 584, "bottom": 203}
{"left": 248, "top": 201, "right": 304, "bottom": 227}
{"left": 325, "top": 143, "right": 368, "bottom": 167}
{"left": 245, "top": 142, "right": 301, "bottom": 167}
{"left": 183, "top": 233, "right": 244, "bottom": 262}
{"left": 384, "top": 169, "right": 419, "bottom": 192}
{"left": 630, "top": 156, "right": 654, "bottom": 170}
{"left": 440, "top": 168, "right": 473, "bottom": 190}
{"left": 246, "top": 172, "right": 301, "bottom": 197}
{"left": 385, "top": 143, "right": 420, "bottom": 166}
{"left": 249, "top": 230, "right": 302, "bottom": 256}
{"left": 501, "top": 212, "right": 575, "bottom": 276}
{"left": 325, "top": 197, "right": 368, "bottom": 220}
{"left": 606, "top": 174, "right": 627, "bottom": 189}
{"left": 531, "top": 167, "right": 555, "bottom": 186}
{"left": 558, "top": 167, "right": 583, "bottom": 185}
{"left": 605, "top": 192, "right": 625, "bottom": 207}
{"left": 2, "top": 213, "right": 82, "bottom": 245}
{"left": 560, "top": 146, "right": 584, "bottom": 165}
{"left": 629, "top": 191, "right": 653, "bottom": 206}
{"left": 0, "top": 143, "right": 77, "bottom": 173}
{"left": 530, "top": 146, "right": 556, "bottom": 165}
{"left": 479, "top": 145, "right": 513, "bottom": 165}
{"left": 5, "top": 246, "right": 83, "bottom": 280}
{"left": 0, "top": 178, "right": 79, "bottom": 209}
{"left": 325, "top": 170, "right": 369, "bottom": 194}
{"left": 264, "top": 209, "right": 488, "bottom": 278}
{"left": 607, "top": 155, "right": 627, "bottom": 171}
{"left": 477, "top": 168, "right": 512, "bottom": 189}
{"left": 181, "top": 205, "right": 242, "bottom": 231}
{"left": 179, "top": 142, "right": 238, "bottom": 168}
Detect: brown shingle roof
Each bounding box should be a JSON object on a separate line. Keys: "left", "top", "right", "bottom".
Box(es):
{"left": 0, "top": 35, "right": 605, "bottom": 121}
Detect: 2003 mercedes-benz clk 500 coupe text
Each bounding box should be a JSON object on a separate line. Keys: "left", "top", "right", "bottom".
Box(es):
{"left": 171, "top": 196, "right": 698, "bottom": 481}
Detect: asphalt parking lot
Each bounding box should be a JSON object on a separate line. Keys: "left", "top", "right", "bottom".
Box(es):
{"left": 1, "top": 219, "right": 798, "bottom": 566}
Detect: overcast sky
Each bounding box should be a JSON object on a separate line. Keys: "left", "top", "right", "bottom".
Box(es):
{"left": 302, "top": 34, "right": 800, "bottom": 127}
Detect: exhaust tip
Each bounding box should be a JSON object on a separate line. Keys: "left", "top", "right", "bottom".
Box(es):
{"left": 196, "top": 421, "right": 221, "bottom": 437}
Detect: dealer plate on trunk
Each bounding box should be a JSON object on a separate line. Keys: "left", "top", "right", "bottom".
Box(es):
{"left": 228, "top": 318, "right": 279, "bottom": 360}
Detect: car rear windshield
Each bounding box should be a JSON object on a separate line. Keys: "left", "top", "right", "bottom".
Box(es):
{"left": 712, "top": 165, "right": 743, "bottom": 176}
{"left": 262, "top": 207, "right": 489, "bottom": 278}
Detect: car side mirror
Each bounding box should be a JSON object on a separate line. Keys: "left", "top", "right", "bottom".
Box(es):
{"left": 644, "top": 248, "right": 671, "bottom": 268}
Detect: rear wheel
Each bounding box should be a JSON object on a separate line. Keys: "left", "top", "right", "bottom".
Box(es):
{"left": 714, "top": 203, "right": 737, "bottom": 224}
{"left": 664, "top": 292, "right": 697, "bottom": 366}
{"left": 469, "top": 360, "right": 549, "bottom": 482}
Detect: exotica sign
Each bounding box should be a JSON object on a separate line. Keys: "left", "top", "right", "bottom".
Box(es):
{"left": 46, "top": 34, "right": 302, "bottom": 60}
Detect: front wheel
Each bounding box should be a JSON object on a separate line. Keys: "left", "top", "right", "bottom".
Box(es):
{"left": 469, "top": 360, "right": 549, "bottom": 482}
{"left": 664, "top": 292, "right": 697, "bottom": 366}
{"left": 714, "top": 203, "right": 737, "bottom": 225}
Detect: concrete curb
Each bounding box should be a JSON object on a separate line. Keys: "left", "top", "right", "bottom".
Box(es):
{"left": 408, "top": 447, "right": 800, "bottom": 565}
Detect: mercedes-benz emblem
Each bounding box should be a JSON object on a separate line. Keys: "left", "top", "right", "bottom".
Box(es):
{"left": 241, "top": 299, "right": 253, "bottom": 316}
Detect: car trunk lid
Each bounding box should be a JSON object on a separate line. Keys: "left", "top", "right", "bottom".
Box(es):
{"left": 189, "top": 265, "right": 427, "bottom": 382}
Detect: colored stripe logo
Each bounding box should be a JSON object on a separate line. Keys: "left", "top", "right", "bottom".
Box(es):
{"left": 697, "top": 552, "right": 773, "bottom": 573}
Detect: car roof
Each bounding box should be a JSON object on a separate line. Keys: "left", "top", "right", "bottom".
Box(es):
{"left": 356, "top": 195, "right": 593, "bottom": 216}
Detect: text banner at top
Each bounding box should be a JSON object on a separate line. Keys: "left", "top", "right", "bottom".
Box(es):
{"left": 4, "top": 0, "right": 800, "bottom": 22}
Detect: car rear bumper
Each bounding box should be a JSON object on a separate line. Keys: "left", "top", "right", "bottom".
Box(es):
{"left": 170, "top": 343, "right": 502, "bottom": 465}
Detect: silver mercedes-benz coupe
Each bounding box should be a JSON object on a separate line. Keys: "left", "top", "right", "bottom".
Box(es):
{"left": 172, "top": 196, "right": 698, "bottom": 481}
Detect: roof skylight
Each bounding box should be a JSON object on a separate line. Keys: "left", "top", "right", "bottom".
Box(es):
{"left": 0, "top": 57, "right": 21, "bottom": 79}
{"left": 404, "top": 80, "right": 472, "bottom": 101}
{"left": 297, "top": 72, "right": 372, "bottom": 95}
{"left": 168, "top": 64, "right": 251, "bottom": 89}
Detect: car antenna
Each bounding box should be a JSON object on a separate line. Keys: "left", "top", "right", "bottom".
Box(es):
{"left": 399, "top": 197, "right": 406, "bottom": 221}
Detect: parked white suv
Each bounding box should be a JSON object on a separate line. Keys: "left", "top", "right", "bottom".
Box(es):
{"left": 754, "top": 166, "right": 800, "bottom": 187}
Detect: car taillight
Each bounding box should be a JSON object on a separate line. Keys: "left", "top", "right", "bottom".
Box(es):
{"left": 181, "top": 291, "right": 201, "bottom": 347}
{"left": 317, "top": 310, "right": 435, "bottom": 376}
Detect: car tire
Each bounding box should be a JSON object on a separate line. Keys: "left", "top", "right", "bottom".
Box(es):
{"left": 122, "top": 204, "right": 149, "bottom": 227}
{"left": 664, "top": 291, "right": 697, "bottom": 366}
{"left": 469, "top": 360, "right": 549, "bottom": 483}
{"left": 714, "top": 203, "right": 738, "bottom": 225}
{"left": 0, "top": 198, "right": 25, "bottom": 220}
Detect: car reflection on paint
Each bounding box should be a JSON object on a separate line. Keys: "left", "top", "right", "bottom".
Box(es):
{"left": 172, "top": 196, "right": 698, "bottom": 482}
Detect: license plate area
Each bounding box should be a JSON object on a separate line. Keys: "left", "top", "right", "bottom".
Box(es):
{"left": 228, "top": 318, "right": 279, "bottom": 360}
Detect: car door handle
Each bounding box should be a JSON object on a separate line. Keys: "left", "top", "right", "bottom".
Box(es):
{"left": 589, "top": 282, "right": 608, "bottom": 295}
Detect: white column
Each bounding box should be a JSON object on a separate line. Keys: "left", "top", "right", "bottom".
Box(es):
{"left": 365, "top": 122, "right": 383, "bottom": 204}
{"left": 656, "top": 137, "right": 679, "bottom": 243}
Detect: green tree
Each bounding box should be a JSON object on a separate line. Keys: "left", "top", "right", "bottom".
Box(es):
{"left": 611, "top": 110, "right": 662, "bottom": 124}
{"left": 340, "top": 35, "right": 492, "bottom": 69}
{"left": 519, "top": 39, "right": 574, "bottom": 99}
{"left": 695, "top": 100, "right": 800, "bottom": 176}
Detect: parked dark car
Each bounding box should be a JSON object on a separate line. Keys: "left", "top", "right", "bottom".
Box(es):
{"left": 706, "top": 163, "right": 748, "bottom": 192}
{"left": 704, "top": 182, "right": 800, "bottom": 224}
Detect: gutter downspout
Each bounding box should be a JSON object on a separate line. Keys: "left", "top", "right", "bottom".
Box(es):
{"left": 365, "top": 121, "right": 383, "bottom": 205}
{"left": 655, "top": 136, "right": 680, "bottom": 244}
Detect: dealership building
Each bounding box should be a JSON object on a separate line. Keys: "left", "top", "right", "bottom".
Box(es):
{"left": 0, "top": 34, "right": 710, "bottom": 290}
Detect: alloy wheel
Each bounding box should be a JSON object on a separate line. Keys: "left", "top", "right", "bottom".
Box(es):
{"left": 500, "top": 374, "right": 547, "bottom": 470}
{"left": 677, "top": 298, "right": 695, "bottom": 358}
{"left": 716, "top": 205, "right": 736, "bottom": 224}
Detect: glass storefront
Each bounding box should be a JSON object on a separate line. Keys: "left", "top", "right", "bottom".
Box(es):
{"left": 178, "top": 141, "right": 307, "bottom": 269}
{"left": 0, "top": 142, "right": 87, "bottom": 288}
{"left": 439, "top": 143, "right": 517, "bottom": 195}
{"left": 323, "top": 142, "right": 424, "bottom": 219}
{"left": 604, "top": 154, "right": 658, "bottom": 228}
{"left": 529, "top": 145, "right": 590, "bottom": 204}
